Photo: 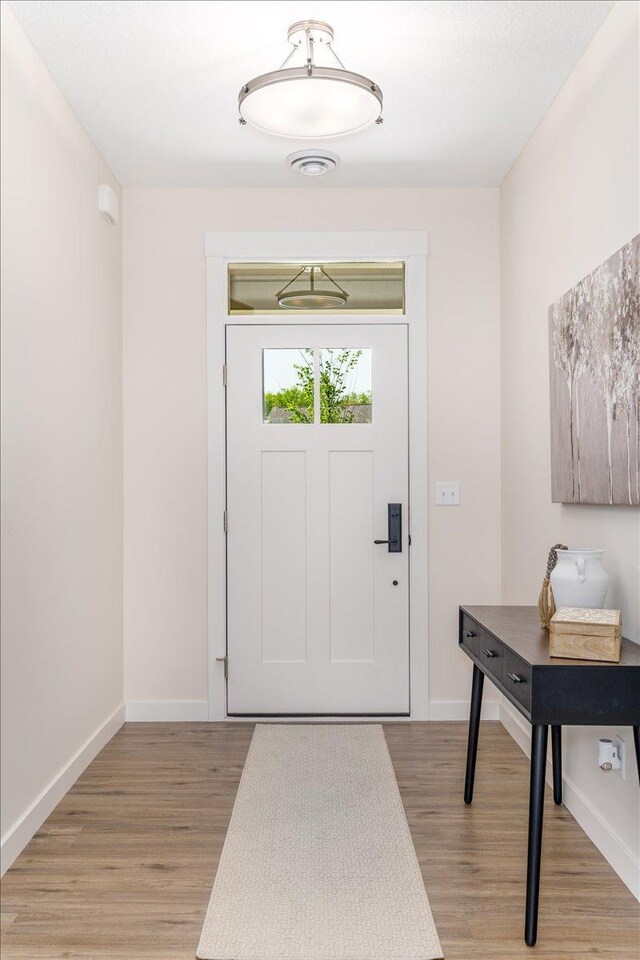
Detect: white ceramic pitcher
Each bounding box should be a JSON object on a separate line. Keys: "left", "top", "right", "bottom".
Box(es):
{"left": 550, "top": 548, "right": 610, "bottom": 609}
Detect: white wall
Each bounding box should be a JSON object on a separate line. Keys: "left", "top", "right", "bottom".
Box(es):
{"left": 500, "top": 0, "right": 639, "bottom": 895}
{"left": 123, "top": 188, "right": 502, "bottom": 715}
{"left": 0, "top": 5, "right": 124, "bottom": 872}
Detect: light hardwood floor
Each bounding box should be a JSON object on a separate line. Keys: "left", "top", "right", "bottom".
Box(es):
{"left": 1, "top": 721, "right": 638, "bottom": 959}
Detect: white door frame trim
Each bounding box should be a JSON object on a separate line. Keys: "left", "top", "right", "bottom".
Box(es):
{"left": 205, "top": 231, "right": 428, "bottom": 721}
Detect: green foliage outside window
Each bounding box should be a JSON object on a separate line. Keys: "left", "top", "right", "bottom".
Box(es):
{"left": 264, "top": 349, "right": 372, "bottom": 423}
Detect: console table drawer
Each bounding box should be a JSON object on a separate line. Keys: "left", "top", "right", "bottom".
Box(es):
{"left": 477, "top": 637, "right": 506, "bottom": 682}
{"left": 502, "top": 648, "right": 532, "bottom": 712}
{"left": 460, "top": 615, "right": 505, "bottom": 684}
{"left": 460, "top": 614, "right": 482, "bottom": 657}
{"left": 460, "top": 614, "right": 481, "bottom": 653}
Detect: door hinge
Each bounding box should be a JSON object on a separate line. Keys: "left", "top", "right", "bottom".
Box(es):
{"left": 216, "top": 655, "right": 228, "bottom": 679}
{"left": 222, "top": 364, "right": 227, "bottom": 386}
{"left": 223, "top": 510, "right": 228, "bottom": 533}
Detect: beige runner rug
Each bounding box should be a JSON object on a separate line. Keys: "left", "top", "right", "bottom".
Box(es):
{"left": 197, "top": 724, "right": 443, "bottom": 960}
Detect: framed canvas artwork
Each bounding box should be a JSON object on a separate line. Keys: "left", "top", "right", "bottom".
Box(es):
{"left": 549, "top": 235, "right": 640, "bottom": 505}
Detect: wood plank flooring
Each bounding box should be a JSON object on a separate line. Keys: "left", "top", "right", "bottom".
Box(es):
{"left": 1, "top": 721, "right": 638, "bottom": 959}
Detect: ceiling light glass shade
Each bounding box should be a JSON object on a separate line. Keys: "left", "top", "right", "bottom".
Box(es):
{"left": 276, "top": 266, "right": 349, "bottom": 310}
{"left": 239, "top": 21, "right": 383, "bottom": 139}
{"left": 240, "top": 69, "right": 382, "bottom": 139}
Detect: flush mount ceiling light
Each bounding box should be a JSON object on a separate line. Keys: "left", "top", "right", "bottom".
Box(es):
{"left": 276, "top": 266, "right": 349, "bottom": 310}
{"left": 238, "top": 21, "right": 383, "bottom": 139}
{"left": 288, "top": 150, "right": 339, "bottom": 176}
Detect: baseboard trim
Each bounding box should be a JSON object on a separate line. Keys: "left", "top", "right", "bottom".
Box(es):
{"left": 125, "top": 700, "right": 209, "bottom": 721}
{"left": 428, "top": 699, "right": 500, "bottom": 721}
{"left": 125, "top": 700, "right": 501, "bottom": 722}
{"left": 1, "top": 703, "right": 125, "bottom": 877}
{"left": 499, "top": 702, "right": 640, "bottom": 900}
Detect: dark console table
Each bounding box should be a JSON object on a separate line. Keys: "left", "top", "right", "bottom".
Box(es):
{"left": 458, "top": 605, "right": 640, "bottom": 947}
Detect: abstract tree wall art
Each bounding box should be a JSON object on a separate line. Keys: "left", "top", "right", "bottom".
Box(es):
{"left": 549, "top": 235, "right": 640, "bottom": 505}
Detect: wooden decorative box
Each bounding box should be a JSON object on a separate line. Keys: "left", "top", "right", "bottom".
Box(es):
{"left": 549, "top": 607, "right": 622, "bottom": 662}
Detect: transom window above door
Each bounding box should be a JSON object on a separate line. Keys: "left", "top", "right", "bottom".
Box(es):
{"left": 263, "top": 348, "right": 372, "bottom": 424}
{"left": 228, "top": 261, "right": 405, "bottom": 315}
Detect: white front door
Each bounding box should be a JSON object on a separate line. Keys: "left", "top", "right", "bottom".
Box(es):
{"left": 226, "top": 324, "right": 409, "bottom": 715}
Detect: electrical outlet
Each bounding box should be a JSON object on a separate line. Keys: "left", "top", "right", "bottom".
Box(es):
{"left": 436, "top": 481, "right": 460, "bottom": 505}
{"left": 614, "top": 734, "right": 626, "bottom": 780}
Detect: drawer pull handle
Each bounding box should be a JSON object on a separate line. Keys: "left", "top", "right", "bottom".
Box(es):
{"left": 508, "top": 672, "right": 525, "bottom": 684}
{"left": 482, "top": 648, "right": 497, "bottom": 658}
{"left": 462, "top": 630, "right": 476, "bottom": 639}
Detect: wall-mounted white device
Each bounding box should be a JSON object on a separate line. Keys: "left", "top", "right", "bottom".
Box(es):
{"left": 288, "top": 150, "right": 339, "bottom": 177}
{"left": 597, "top": 738, "right": 622, "bottom": 771}
{"left": 98, "top": 184, "right": 119, "bottom": 224}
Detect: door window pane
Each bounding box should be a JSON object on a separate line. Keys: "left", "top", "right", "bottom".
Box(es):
{"left": 320, "top": 349, "right": 372, "bottom": 424}
{"left": 263, "top": 349, "right": 314, "bottom": 423}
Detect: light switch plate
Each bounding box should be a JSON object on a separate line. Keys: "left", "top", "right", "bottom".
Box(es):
{"left": 436, "top": 481, "right": 460, "bottom": 505}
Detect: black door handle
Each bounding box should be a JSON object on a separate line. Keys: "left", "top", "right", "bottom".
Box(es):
{"left": 374, "top": 504, "right": 402, "bottom": 553}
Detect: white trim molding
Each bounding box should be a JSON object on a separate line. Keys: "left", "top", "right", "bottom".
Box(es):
{"left": 500, "top": 701, "right": 640, "bottom": 900}
{"left": 1, "top": 704, "right": 125, "bottom": 877}
{"left": 428, "top": 699, "right": 501, "bottom": 721}
{"left": 125, "top": 700, "right": 209, "bottom": 722}
{"left": 205, "top": 231, "right": 429, "bottom": 722}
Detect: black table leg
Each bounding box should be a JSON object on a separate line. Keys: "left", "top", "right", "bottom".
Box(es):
{"left": 464, "top": 663, "right": 484, "bottom": 804}
{"left": 525, "top": 724, "right": 548, "bottom": 947}
{"left": 633, "top": 727, "right": 640, "bottom": 783}
{"left": 551, "top": 725, "right": 562, "bottom": 805}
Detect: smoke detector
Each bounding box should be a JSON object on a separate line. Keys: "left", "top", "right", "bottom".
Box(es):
{"left": 288, "top": 150, "right": 339, "bottom": 177}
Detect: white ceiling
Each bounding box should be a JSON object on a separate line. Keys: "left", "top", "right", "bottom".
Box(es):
{"left": 9, "top": 0, "right": 614, "bottom": 188}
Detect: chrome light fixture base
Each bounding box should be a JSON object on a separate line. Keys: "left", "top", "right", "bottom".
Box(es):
{"left": 287, "top": 20, "right": 334, "bottom": 45}
{"left": 238, "top": 22, "right": 383, "bottom": 139}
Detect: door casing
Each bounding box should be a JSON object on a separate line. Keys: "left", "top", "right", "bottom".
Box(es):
{"left": 205, "top": 231, "right": 428, "bottom": 721}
